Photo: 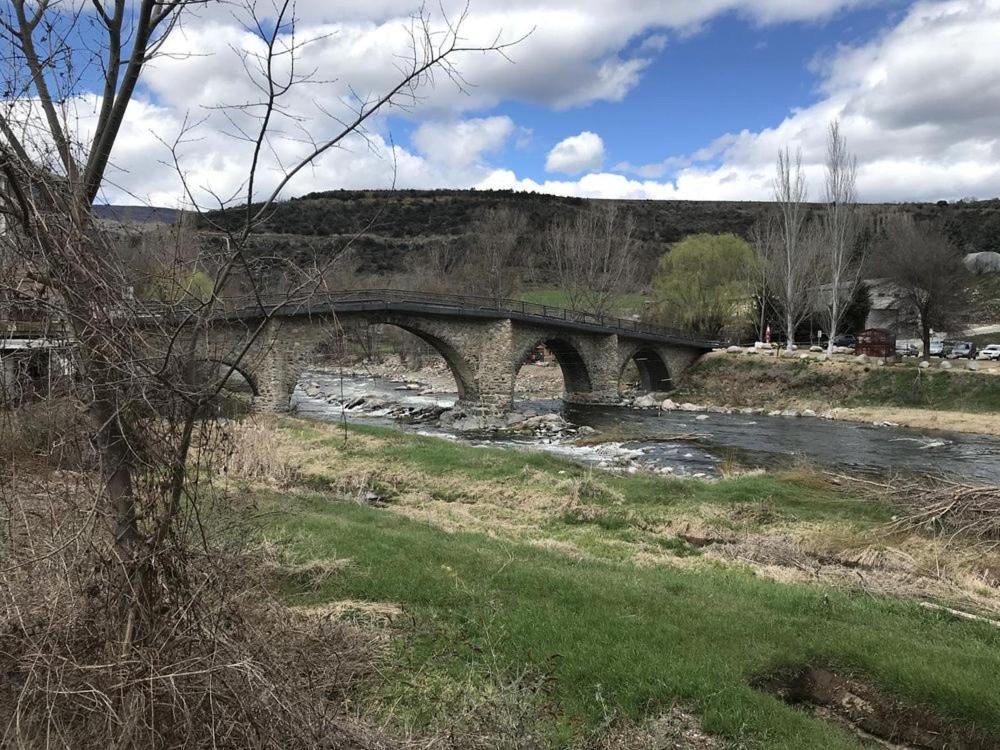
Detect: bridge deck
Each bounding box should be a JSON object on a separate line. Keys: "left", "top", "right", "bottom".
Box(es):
{"left": 208, "top": 290, "right": 723, "bottom": 349}
{"left": 5, "top": 290, "right": 724, "bottom": 349}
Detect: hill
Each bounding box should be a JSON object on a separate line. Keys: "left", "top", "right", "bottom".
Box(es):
{"left": 200, "top": 190, "right": 1000, "bottom": 278}
{"left": 93, "top": 204, "right": 182, "bottom": 225}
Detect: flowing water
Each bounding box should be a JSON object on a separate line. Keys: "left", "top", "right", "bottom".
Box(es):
{"left": 292, "top": 371, "right": 1000, "bottom": 482}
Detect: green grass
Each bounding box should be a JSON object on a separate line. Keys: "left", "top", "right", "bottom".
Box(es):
{"left": 331, "top": 423, "right": 890, "bottom": 528}
{"left": 678, "top": 355, "right": 1000, "bottom": 414}
{"left": 853, "top": 368, "right": 1000, "bottom": 412}
{"left": 267, "top": 494, "right": 1000, "bottom": 749}
{"left": 257, "top": 422, "right": 998, "bottom": 748}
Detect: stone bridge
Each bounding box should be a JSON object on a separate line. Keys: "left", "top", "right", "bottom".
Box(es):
{"left": 201, "top": 290, "right": 719, "bottom": 416}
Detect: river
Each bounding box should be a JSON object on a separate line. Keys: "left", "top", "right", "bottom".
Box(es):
{"left": 291, "top": 372, "right": 1000, "bottom": 483}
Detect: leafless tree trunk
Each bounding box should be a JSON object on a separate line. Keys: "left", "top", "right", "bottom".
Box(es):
{"left": 770, "top": 148, "right": 818, "bottom": 347}
{"left": 466, "top": 206, "right": 528, "bottom": 303}
{"left": 821, "top": 121, "right": 867, "bottom": 354}
{"left": 544, "top": 202, "right": 637, "bottom": 316}
{"left": 0, "top": 2, "right": 516, "bottom": 743}
{"left": 748, "top": 214, "right": 777, "bottom": 341}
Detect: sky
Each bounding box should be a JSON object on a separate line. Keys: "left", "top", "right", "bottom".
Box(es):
{"left": 73, "top": 0, "right": 1000, "bottom": 207}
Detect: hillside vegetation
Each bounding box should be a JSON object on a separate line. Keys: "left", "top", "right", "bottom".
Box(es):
{"left": 199, "top": 190, "right": 1000, "bottom": 277}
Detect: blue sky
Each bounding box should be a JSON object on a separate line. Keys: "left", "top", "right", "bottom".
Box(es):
{"left": 44, "top": 0, "right": 1000, "bottom": 206}
{"left": 468, "top": 4, "right": 903, "bottom": 182}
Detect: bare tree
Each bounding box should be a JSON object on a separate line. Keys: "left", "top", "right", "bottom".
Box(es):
{"left": 544, "top": 202, "right": 637, "bottom": 316}
{"left": 768, "top": 148, "right": 820, "bottom": 347}
{"left": 747, "top": 214, "right": 776, "bottom": 340}
{"left": 466, "top": 205, "right": 528, "bottom": 303}
{"left": 820, "top": 121, "right": 867, "bottom": 354}
{"left": 874, "top": 214, "right": 971, "bottom": 360}
{"left": 0, "top": 1, "right": 515, "bottom": 743}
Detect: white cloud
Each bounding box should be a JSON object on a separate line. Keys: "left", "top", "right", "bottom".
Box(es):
{"left": 543, "top": 0, "right": 1000, "bottom": 201}
{"left": 545, "top": 131, "right": 606, "bottom": 174}
{"left": 51, "top": 0, "right": 999, "bottom": 205}
{"left": 411, "top": 117, "right": 514, "bottom": 167}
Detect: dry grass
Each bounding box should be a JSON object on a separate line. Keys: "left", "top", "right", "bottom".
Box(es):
{"left": 884, "top": 479, "right": 1000, "bottom": 540}
{"left": 220, "top": 417, "right": 306, "bottom": 485}
{"left": 0, "top": 413, "right": 396, "bottom": 749}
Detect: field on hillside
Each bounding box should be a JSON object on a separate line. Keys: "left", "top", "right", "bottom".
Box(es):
{"left": 243, "top": 417, "right": 1000, "bottom": 749}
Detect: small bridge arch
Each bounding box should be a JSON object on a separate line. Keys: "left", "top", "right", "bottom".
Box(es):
{"left": 514, "top": 336, "right": 594, "bottom": 397}
{"left": 621, "top": 347, "right": 673, "bottom": 393}
{"left": 199, "top": 357, "right": 260, "bottom": 396}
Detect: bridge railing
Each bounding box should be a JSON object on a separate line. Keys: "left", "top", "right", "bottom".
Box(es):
{"left": 68, "top": 288, "right": 723, "bottom": 347}
{"left": 189, "top": 288, "right": 723, "bottom": 347}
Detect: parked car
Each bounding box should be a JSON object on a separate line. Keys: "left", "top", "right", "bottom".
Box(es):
{"left": 896, "top": 343, "right": 919, "bottom": 357}
{"left": 946, "top": 341, "right": 976, "bottom": 359}
{"left": 928, "top": 340, "right": 945, "bottom": 357}
{"left": 832, "top": 334, "right": 856, "bottom": 349}
{"left": 977, "top": 344, "right": 1000, "bottom": 361}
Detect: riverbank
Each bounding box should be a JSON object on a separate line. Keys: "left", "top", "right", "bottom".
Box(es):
{"left": 670, "top": 353, "right": 1000, "bottom": 436}
{"left": 320, "top": 351, "right": 1000, "bottom": 436}
{"left": 246, "top": 416, "right": 1000, "bottom": 749}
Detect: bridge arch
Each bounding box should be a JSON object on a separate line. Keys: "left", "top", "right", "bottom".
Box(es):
{"left": 379, "top": 318, "right": 479, "bottom": 401}
{"left": 513, "top": 336, "right": 594, "bottom": 396}
{"left": 620, "top": 347, "right": 673, "bottom": 394}
{"left": 199, "top": 357, "right": 260, "bottom": 396}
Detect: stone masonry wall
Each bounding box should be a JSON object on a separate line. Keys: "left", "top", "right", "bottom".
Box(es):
{"left": 205, "top": 312, "right": 706, "bottom": 414}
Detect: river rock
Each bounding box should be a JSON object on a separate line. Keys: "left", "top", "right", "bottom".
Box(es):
{"left": 505, "top": 411, "right": 531, "bottom": 426}
{"left": 509, "top": 413, "right": 570, "bottom": 434}
{"left": 780, "top": 409, "right": 800, "bottom": 418}
{"left": 809, "top": 345, "right": 823, "bottom": 353}
{"left": 745, "top": 347, "right": 757, "bottom": 355}
{"left": 967, "top": 360, "right": 980, "bottom": 371}
{"left": 801, "top": 408, "right": 817, "bottom": 417}
{"left": 452, "top": 416, "right": 486, "bottom": 431}
{"left": 939, "top": 360, "right": 953, "bottom": 370}
{"left": 634, "top": 394, "right": 659, "bottom": 408}
{"left": 679, "top": 402, "right": 701, "bottom": 412}
{"left": 661, "top": 399, "right": 678, "bottom": 411}
{"left": 855, "top": 354, "right": 868, "bottom": 363}
{"left": 964, "top": 250, "right": 1000, "bottom": 274}
{"left": 800, "top": 353, "right": 810, "bottom": 360}
{"left": 918, "top": 360, "right": 931, "bottom": 369}
{"left": 726, "top": 345, "right": 742, "bottom": 354}
{"left": 695, "top": 414, "right": 710, "bottom": 421}
{"left": 577, "top": 425, "right": 597, "bottom": 436}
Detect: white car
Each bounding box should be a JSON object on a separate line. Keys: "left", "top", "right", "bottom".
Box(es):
{"left": 978, "top": 344, "right": 1000, "bottom": 361}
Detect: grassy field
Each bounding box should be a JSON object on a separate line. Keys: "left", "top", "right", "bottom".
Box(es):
{"left": 675, "top": 355, "right": 1000, "bottom": 414}
{"left": 855, "top": 367, "right": 1000, "bottom": 411}
{"left": 247, "top": 418, "right": 1000, "bottom": 749}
